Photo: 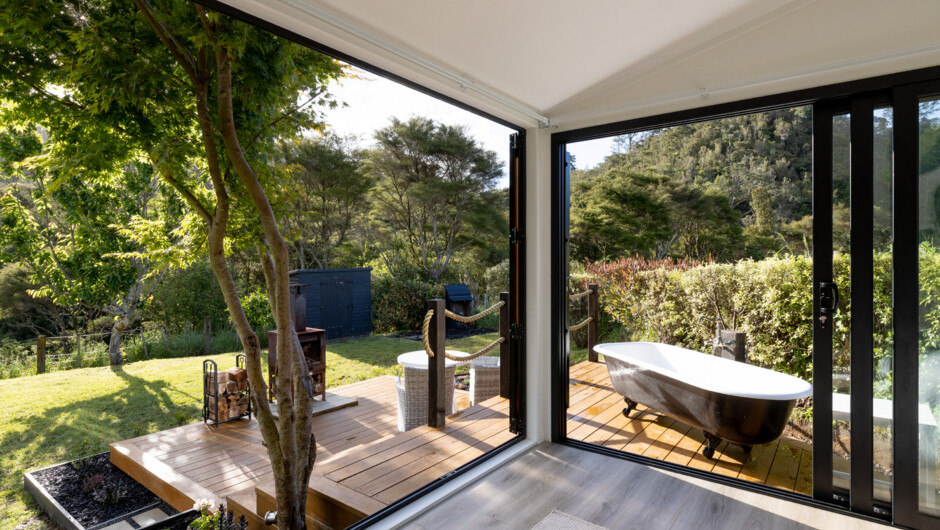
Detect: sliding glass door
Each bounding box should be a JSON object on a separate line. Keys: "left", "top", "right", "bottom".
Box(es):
{"left": 892, "top": 80, "right": 940, "bottom": 528}
{"left": 814, "top": 84, "right": 940, "bottom": 527}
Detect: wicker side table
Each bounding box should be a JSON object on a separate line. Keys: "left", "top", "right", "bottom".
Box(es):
{"left": 470, "top": 356, "right": 500, "bottom": 405}
{"left": 396, "top": 365, "right": 457, "bottom": 431}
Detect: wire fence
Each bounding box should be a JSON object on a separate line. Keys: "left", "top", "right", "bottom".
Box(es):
{"left": 0, "top": 326, "right": 254, "bottom": 380}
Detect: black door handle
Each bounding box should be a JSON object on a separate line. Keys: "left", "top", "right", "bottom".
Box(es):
{"left": 819, "top": 282, "right": 839, "bottom": 329}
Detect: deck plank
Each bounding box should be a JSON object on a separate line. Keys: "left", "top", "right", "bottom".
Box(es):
{"left": 110, "top": 373, "right": 514, "bottom": 524}
{"left": 763, "top": 441, "right": 803, "bottom": 491}
{"left": 566, "top": 361, "right": 813, "bottom": 496}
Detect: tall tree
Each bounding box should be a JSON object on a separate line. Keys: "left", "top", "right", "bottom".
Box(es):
{"left": 280, "top": 134, "right": 372, "bottom": 269}
{"left": 369, "top": 117, "right": 503, "bottom": 281}
{"left": 0, "top": 1, "right": 344, "bottom": 525}
{"left": 570, "top": 169, "right": 741, "bottom": 262}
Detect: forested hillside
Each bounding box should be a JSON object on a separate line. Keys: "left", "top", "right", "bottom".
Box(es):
{"left": 570, "top": 107, "right": 814, "bottom": 261}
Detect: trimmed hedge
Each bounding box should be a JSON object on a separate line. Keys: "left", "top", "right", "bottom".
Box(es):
{"left": 589, "top": 249, "right": 940, "bottom": 386}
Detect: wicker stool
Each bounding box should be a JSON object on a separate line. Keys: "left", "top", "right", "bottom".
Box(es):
{"left": 470, "top": 356, "right": 500, "bottom": 405}
{"left": 396, "top": 365, "right": 456, "bottom": 432}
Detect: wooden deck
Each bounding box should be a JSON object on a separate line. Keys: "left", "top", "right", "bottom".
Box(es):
{"left": 566, "top": 360, "right": 813, "bottom": 495}
{"left": 110, "top": 375, "right": 512, "bottom": 527}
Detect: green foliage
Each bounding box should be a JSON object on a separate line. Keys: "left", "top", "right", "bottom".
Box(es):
{"left": 483, "top": 259, "right": 509, "bottom": 301}
{"left": 590, "top": 252, "right": 916, "bottom": 384}
{"left": 144, "top": 260, "right": 227, "bottom": 333}
{"left": 371, "top": 276, "right": 444, "bottom": 333}
{"left": 0, "top": 155, "right": 191, "bottom": 352}
{"left": 189, "top": 504, "right": 248, "bottom": 530}
{"left": 280, "top": 134, "right": 373, "bottom": 269}
{"left": 241, "top": 289, "right": 275, "bottom": 336}
{"left": 0, "top": 338, "right": 33, "bottom": 379}
{"left": 0, "top": 263, "right": 63, "bottom": 339}
{"left": 570, "top": 169, "right": 741, "bottom": 261}
{"left": 571, "top": 107, "right": 813, "bottom": 260}
{"left": 919, "top": 242, "right": 940, "bottom": 353}
{"left": 368, "top": 117, "right": 506, "bottom": 281}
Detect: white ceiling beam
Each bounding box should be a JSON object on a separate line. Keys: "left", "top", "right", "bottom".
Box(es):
{"left": 277, "top": 0, "right": 552, "bottom": 128}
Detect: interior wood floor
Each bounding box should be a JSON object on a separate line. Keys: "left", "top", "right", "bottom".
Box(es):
{"left": 565, "top": 360, "right": 813, "bottom": 495}
{"left": 109, "top": 375, "right": 512, "bottom": 516}
{"left": 405, "top": 442, "right": 885, "bottom": 530}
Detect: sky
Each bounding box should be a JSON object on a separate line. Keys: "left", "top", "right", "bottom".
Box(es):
{"left": 320, "top": 70, "right": 516, "bottom": 186}
{"left": 320, "top": 70, "right": 616, "bottom": 183}
{"left": 567, "top": 137, "right": 616, "bottom": 171}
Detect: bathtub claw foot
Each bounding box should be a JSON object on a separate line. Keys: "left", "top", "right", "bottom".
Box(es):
{"left": 702, "top": 432, "right": 721, "bottom": 459}
{"left": 622, "top": 398, "right": 638, "bottom": 417}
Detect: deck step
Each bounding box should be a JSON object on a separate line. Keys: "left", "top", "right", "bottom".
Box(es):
{"left": 226, "top": 488, "right": 267, "bottom": 530}
{"left": 109, "top": 441, "right": 219, "bottom": 512}
{"left": 255, "top": 482, "right": 323, "bottom": 529}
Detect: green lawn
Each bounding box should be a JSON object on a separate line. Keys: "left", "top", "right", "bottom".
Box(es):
{"left": 0, "top": 332, "right": 498, "bottom": 528}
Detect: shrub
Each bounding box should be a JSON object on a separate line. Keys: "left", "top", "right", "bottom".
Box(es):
{"left": 589, "top": 251, "right": 914, "bottom": 384}
{"left": 483, "top": 259, "right": 509, "bottom": 301}
{"left": 241, "top": 289, "right": 275, "bottom": 336}
{"left": 372, "top": 277, "right": 444, "bottom": 333}
{"left": 143, "top": 260, "right": 227, "bottom": 333}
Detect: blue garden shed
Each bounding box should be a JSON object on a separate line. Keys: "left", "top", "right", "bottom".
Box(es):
{"left": 289, "top": 268, "right": 372, "bottom": 339}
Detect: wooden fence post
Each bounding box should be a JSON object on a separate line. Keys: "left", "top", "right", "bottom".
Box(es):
{"left": 499, "top": 292, "right": 510, "bottom": 398}
{"left": 203, "top": 317, "right": 211, "bottom": 355}
{"left": 37, "top": 335, "right": 46, "bottom": 374}
{"left": 427, "top": 299, "right": 446, "bottom": 428}
{"left": 162, "top": 326, "right": 170, "bottom": 356}
{"left": 75, "top": 334, "right": 82, "bottom": 367}
{"left": 588, "top": 283, "right": 599, "bottom": 362}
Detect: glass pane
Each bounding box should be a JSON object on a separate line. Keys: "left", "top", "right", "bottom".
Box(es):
{"left": 918, "top": 96, "right": 940, "bottom": 516}
{"left": 872, "top": 107, "right": 893, "bottom": 503}
{"left": 832, "top": 113, "right": 852, "bottom": 494}
{"left": 564, "top": 107, "right": 815, "bottom": 494}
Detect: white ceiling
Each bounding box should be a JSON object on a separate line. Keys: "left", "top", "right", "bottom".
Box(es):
{"left": 222, "top": 0, "right": 940, "bottom": 129}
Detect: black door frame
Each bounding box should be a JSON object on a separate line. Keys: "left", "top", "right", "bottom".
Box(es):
{"left": 892, "top": 78, "right": 940, "bottom": 529}
{"left": 812, "top": 92, "right": 893, "bottom": 517}
{"left": 551, "top": 65, "right": 940, "bottom": 528}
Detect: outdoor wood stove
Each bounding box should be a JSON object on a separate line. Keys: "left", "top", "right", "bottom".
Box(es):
{"left": 267, "top": 283, "right": 327, "bottom": 402}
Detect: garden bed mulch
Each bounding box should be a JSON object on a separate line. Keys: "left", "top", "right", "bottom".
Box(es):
{"left": 29, "top": 452, "right": 178, "bottom": 529}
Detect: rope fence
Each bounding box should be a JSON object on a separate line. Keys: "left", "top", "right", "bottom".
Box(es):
{"left": 569, "top": 289, "right": 592, "bottom": 301}
{"left": 568, "top": 316, "right": 593, "bottom": 332}
{"left": 568, "top": 283, "right": 600, "bottom": 363}
{"left": 421, "top": 301, "right": 507, "bottom": 362}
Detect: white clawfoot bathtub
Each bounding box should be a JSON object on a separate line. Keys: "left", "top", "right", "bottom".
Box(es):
{"left": 593, "top": 342, "right": 812, "bottom": 458}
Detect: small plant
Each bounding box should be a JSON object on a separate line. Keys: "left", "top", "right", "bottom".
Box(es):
{"left": 92, "top": 479, "right": 129, "bottom": 506}
{"left": 188, "top": 501, "right": 247, "bottom": 530}
{"left": 81, "top": 473, "right": 106, "bottom": 494}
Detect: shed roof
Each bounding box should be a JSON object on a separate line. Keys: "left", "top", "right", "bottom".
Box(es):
{"left": 444, "top": 284, "right": 474, "bottom": 302}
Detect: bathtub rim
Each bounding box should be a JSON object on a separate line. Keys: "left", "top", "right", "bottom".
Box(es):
{"left": 594, "top": 341, "right": 813, "bottom": 401}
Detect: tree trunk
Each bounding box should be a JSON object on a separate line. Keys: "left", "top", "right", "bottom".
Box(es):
{"left": 216, "top": 48, "right": 316, "bottom": 529}
{"left": 132, "top": 3, "right": 308, "bottom": 524}
{"left": 203, "top": 317, "right": 211, "bottom": 355}
{"left": 108, "top": 316, "right": 129, "bottom": 365}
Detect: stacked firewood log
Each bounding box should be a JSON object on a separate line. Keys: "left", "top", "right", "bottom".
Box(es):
{"left": 206, "top": 366, "right": 249, "bottom": 421}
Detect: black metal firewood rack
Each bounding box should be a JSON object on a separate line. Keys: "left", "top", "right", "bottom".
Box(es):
{"left": 203, "top": 354, "right": 251, "bottom": 424}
